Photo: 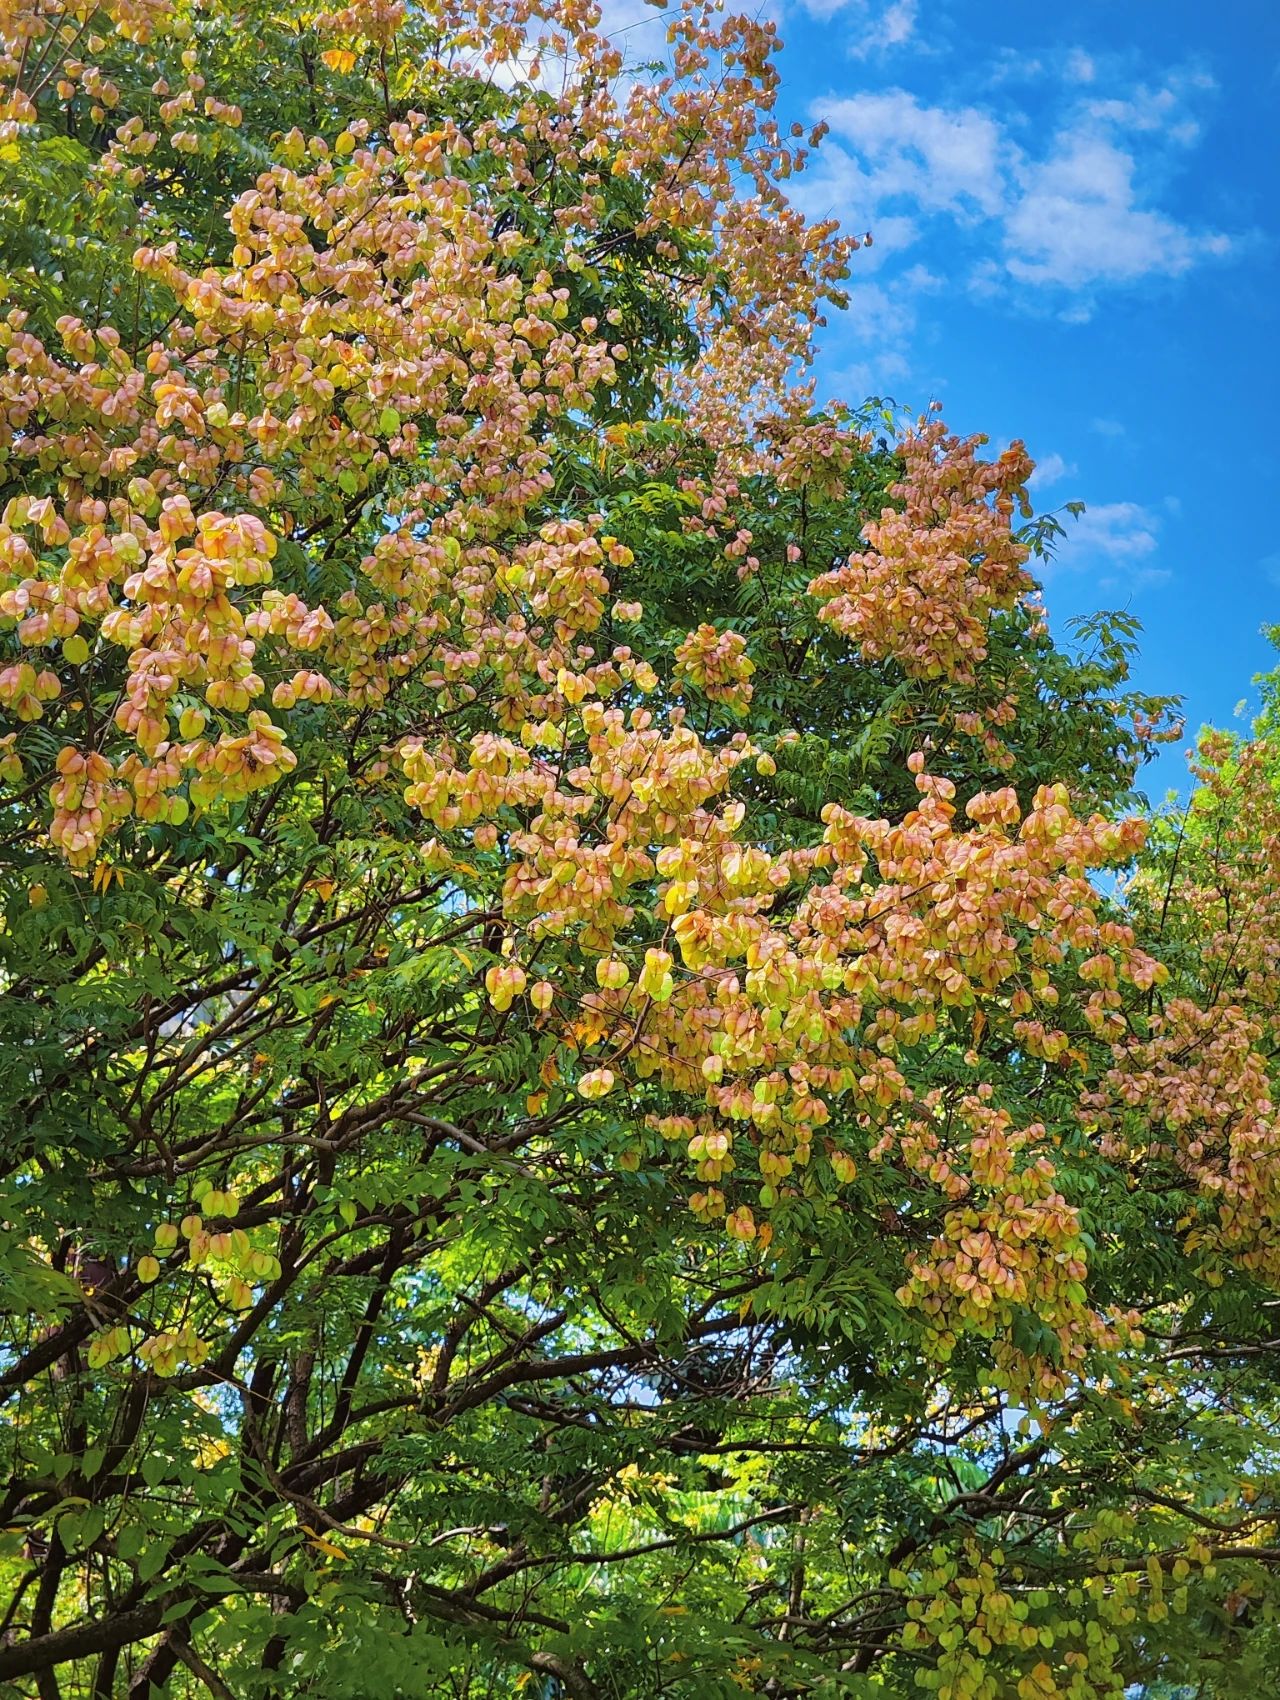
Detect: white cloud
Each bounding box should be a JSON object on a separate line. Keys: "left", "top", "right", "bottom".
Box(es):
{"left": 986, "top": 48, "right": 1045, "bottom": 86}
{"left": 1083, "top": 69, "right": 1216, "bottom": 138}
{"left": 816, "top": 90, "right": 1006, "bottom": 216}
{"left": 822, "top": 351, "right": 913, "bottom": 404}
{"left": 807, "top": 65, "right": 1234, "bottom": 313}
{"left": 812, "top": 262, "right": 947, "bottom": 404}
{"left": 1003, "top": 132, "right": 1204, "bottom": 291}
{"left": 899, "top": 262, "right": 944, "bottom": 292}
{"left": 1064, "top": 502, "right": 1159, "bottom": 558}
{"left": 797, "top": 0, "right": 920, "bottom": 53}
{"left": 1091, "top": 418, "right": 1127, "bottom": 438}
{"left": 1029, "top": 452, "right": 1076, "bottom": 490}
{"left": 1066, "top": 49, "right": 1096, "bottom": 85}
{"left": 1047, "top": 501, "right": 1170, "bottom": 591}
{"left": 854, "top": 0, "right": 918, "bottom": 56}
{"left": 837, "top": 279, "right": 918, "bottom": 343}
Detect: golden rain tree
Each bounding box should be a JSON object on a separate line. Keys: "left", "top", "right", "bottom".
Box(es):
{"left": 1, "top": 1, "right": 1278, "bottom": 1697}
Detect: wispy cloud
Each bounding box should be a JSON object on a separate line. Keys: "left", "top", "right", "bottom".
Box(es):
{"left": 1047, "top": 501, "right": 1170, "bottom": 593}
{"left": 853, "top": 0, "right": 918, "bottom": 57}
{"left": 1029, "top": 452, "right": 1076, "bottom": 490}
{"left": 816, "top": 265, "right": 943, "bottom": 402}
{"left": 796, "top": 0, "right": 920, "bottom": 55}
{"left": 1065, "top": 48, "right": 1096, "bottom": 85}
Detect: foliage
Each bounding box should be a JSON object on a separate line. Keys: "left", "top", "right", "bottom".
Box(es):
{"left": 0, "top": 2, "right": 1276, "bottom": 1699}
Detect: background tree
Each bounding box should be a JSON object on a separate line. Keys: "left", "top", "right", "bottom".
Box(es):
{"left": 1, "top": 3, "right": 1276, "bottom": 1699}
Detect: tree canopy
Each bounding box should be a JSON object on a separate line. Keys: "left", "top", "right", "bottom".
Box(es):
{"left": 1, "top": 2, "right": 1277, "bottom": 1698}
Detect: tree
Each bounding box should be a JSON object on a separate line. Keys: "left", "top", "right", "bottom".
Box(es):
{"left": 1, "top": 1, "right": 1276, "bottom": 1697}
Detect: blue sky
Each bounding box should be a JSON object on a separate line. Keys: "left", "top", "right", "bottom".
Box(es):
{"left": 772, "top": 0, "right": 1280, "bottom": 800}
{"left": 603, "top": 0, "right": 1279, "bottom": 800}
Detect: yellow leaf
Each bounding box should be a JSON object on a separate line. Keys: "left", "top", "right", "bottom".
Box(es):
{"left": 320, "top": 48, "right": 357, "bottom": 72}
{"left": 302, "top": 1525, "right": 349, "bottom": 1560}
